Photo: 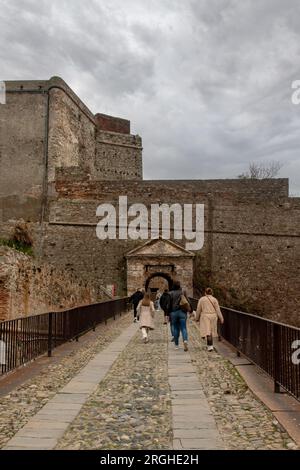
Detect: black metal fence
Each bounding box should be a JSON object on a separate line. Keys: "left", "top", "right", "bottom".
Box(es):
{"left": 189, "top": 299, "right": 300, "bottom": 402}
{"left": 0, "top": 297, "right": 129, "bottom": 377}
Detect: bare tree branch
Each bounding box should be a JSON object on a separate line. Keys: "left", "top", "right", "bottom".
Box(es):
{"left": 238, "top": 161, "right": 284, "bottom": 179}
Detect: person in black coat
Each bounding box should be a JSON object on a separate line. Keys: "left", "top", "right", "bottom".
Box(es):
{"left": 160, "top": 289, "right": 171, "bottom": 324}
{"left": 129, "top": 289, "right": 144, "bottom": 322}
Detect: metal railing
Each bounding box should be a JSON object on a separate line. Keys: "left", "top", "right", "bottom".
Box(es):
{"left": 189, "top": 298, "right": 300, "bottom": 402}
{"left": 0, "top": 297, "right": 129, "bottom": 377}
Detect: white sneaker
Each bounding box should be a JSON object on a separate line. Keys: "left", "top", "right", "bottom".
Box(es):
{"left": 207, "top": 345, "right": 214, "bottom": 352}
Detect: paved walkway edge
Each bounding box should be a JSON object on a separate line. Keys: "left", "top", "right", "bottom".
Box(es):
{"left": 3, "top": 322, "right": 138, "bottom": 450}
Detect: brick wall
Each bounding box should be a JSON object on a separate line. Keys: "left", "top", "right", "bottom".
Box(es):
{"left": 95, "top": 113, "right": 130, "bottom": 134}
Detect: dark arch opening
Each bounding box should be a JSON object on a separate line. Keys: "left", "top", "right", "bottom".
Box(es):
{"left": 144, "top": 272, "right": 173, "bottom": 292}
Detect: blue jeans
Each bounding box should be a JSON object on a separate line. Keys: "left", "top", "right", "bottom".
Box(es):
{"left": 169, "top": 316, "right": 175, "bottom": 338}
{"left": 171, "top": 309, "right": 188, "bottom": 346}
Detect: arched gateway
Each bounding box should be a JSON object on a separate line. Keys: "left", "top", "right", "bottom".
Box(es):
{"left": 125, "top": 238, "right": 195, "bottom": 296}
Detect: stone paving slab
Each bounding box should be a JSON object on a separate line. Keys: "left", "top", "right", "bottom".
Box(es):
{"left": 60, "top": 381, "right": 98, "bottom": 394}
{"left": 4, "top": 437, "right": 58, "bottom": 450}
{"left": 20, "top": 420, "right": 68, "bottom": 430}
{"left": 174, "top": 428, "right": 220, "bottom": 439}
{"left": 172, "top": 421, "right": 218, "bottom": 430}
{"left": 3, "top": 322, "right": 138, "bottom": 450}
{"left": 38, "top": 402, "right": 83, "bottom": 411}
{"left": 14, "top": 426, "right": 66, "bottom": 440}
{"left": 172, "top": 404, "right": 211, "bottom": 414}
{"left": 49, "top": 393, "right": 89, "bottom": 404}
{"left": 172, "top": 398, "right": 209, "bottom": 405}
{"left": 174, "top": 438, "right": 223, "bottom": 450}
{"left": 171, "top": 389, "right": 206, "bottom": 397}
{"left": 168, "top": 340, "right": 224, "bottom": 450}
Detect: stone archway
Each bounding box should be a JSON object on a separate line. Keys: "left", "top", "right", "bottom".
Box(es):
{"left": 125, "top": 238, "right": 195, "bottom": 296}
{"left": 145, "top": 272, "right": 173, "bottom": 292}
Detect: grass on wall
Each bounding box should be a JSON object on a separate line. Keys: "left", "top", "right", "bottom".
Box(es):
{"left": 0, "top": 238, "right": 34, "bottom": 256}
{"left": 0, "top": 223, "right": 34, "bottom": 256}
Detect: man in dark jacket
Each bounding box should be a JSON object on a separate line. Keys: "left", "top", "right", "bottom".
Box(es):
{"left": 160, "top": 289, "right": 171, "bottom": 324}
{"left": 169, "top": 281, "right": 190, "bottom": 351}
{"left": 129, "top": 289, "right": 144, "bottom": 322}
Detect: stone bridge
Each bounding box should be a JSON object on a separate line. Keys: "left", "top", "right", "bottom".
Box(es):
{"left": 0, "top": 299, "right": 299, "bottom": 451}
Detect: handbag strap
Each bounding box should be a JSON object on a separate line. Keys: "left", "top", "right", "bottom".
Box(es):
{"left": 206, "top": 294, "right": 217, "bottom": 312}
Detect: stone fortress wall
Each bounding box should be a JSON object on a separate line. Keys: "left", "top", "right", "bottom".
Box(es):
{"left": 0, "top": 77, "right": 299, "bottom": 325}
{"left": 0, "top": 77, "right": 143, "bottom": 225}
{"left": 0, "top": 246, "right": 99, "bottom": 321}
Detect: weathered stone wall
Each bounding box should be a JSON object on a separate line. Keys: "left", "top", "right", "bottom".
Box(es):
{"left": 95, "top": 130, "right": 142, "bottom": 180}
{"left": 48, "top": 86, "right": 96, "bottom": 183}
{"left": 0, "top": 81, "right": 48, "bottom": 223}
{"left": 0, "top": 246, "right": 99, "bottom": 321}
{"left": 41, "top": 176, "right": 300, "bottom": 326}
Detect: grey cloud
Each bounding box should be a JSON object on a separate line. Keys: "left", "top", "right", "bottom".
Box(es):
{"left": 1, "top": 0, "right": 300, "bottom": 193}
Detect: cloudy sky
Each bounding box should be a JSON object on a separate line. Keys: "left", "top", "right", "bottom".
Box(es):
{"left": 1, "top": 0, "right": 300, "bottom": 194}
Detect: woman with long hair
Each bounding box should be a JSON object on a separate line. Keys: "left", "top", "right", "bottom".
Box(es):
{"left": 195, "top": 287, "right": 224, "bottom": 351}
{"left": 137, "top": 291, "right": 155, "bottom": 343}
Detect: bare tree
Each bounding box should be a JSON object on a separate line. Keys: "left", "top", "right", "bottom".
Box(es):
{"left": 238, "top": 161, "right": 283, "bottom": 179}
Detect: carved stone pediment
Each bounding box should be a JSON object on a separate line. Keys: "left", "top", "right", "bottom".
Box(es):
{"left": 125, "top": 238, "right": 195, "bottom": 258}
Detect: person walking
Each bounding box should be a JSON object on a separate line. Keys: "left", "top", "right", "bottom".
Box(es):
{"left": 129, "top": 289, "right": 144, "bottom": 322}
{"left": 169, "top": 281, "right": 191, "bottom": 351}
{"left": 137, "top": 291, "right": 155, "bottom": 343}
{"left": 195, "top": 287, "right": 224, "bottom": 351}
{"left": 160, "top": 289, "right": 171, "bottom": 325}
{"left": 155, "top": 290, "right": 161, "bottom": 310}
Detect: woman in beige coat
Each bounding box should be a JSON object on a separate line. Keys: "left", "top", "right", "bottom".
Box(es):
{"left": 137, "top": 292, "right": 155, "bottom": 343}
{"left": 195, "top": 288, "right": 224, "bottom": 351}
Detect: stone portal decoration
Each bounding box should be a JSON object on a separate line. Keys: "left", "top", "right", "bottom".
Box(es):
{"left": 125, "top": 238, "right": 195, "bottom": 296}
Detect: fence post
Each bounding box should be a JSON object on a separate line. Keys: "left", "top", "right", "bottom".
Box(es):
{"left": 48, "top": 312, "right": 53, "bottom": 357}
{"left": 273, "top": 323, "right": 280, "bottom": 393}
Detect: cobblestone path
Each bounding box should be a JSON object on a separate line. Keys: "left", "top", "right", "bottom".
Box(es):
{"left": 0, "top": 313, "right": 131, "bottom": 449}
{"left": 56, "top": 314, "right": 172, "bottom": 450}
{"left": 1, "top": 311, "right": 298, "bottom": 450}
{"left": 188, "top": 320, "right": 297, "bottom": 450}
